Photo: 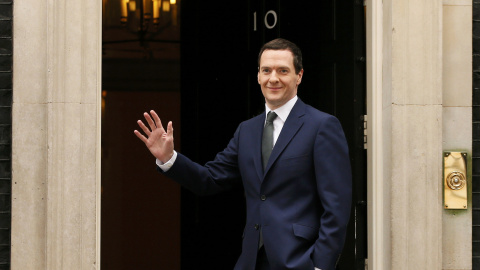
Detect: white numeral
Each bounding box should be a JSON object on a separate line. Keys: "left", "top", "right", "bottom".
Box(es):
{"left": 253, "top": 10, "right": 278, "bottom": 31}
{"left": 264, "top": 10, "right": 277, "bottom": 29}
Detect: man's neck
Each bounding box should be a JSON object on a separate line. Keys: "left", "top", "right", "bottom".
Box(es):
{"left": 265, "top": 96, "right": 298, "bottom": 122}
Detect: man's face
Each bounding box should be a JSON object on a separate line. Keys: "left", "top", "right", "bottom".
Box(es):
{"left": 258, "top": 49, "right": 303, "bottom": 110}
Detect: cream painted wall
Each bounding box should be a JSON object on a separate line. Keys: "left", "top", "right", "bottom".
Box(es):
{"left": 11, "top": 0, "right": 101, "bottom": 269}
{"left": 442, "top": 0, "right": 472, "bottom": 269}
{"left": 367, "top": 0, "right": 473, "bottom": 269}
{"left": 387, "top": 0, "right": 443, "bottom": 269}
{"left": 368, "top": 0, "right": 472, "bottom": 269}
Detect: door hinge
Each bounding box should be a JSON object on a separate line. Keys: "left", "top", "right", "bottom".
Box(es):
{"left": 363, "top": 115, "right": 367, "bottom": 149}
{"left": 365, "top": 258, "right": 368, "bottom": 270}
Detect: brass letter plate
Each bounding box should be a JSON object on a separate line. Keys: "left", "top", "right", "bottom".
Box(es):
{"left": 444, "top": 152, "right": 467, "bottom": 209}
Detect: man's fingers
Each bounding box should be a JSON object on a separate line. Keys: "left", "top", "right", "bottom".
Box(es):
{"left": 144, "top": 112, "right": 161, "bottom": 132}
{"left": 133, "top": 130, "right": 148, "bottom": 144}
{"left": 137, "top": 120, "right": 151, "bottom": 136}
{"left": 151, "top": 110, "right": 163, "bottom": 129}
{"left": 167, "top": 121, "right": 174, "bottom": 137}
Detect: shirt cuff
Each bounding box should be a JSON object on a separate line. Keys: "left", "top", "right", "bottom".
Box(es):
{"left": 314, "top": 268, "right": 322, "bottom": 270}
{"left": 156, "top": 151, "right": 177, "bottom": 172}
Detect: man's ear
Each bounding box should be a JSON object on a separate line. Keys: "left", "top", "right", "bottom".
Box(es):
{"left": 296, "top": 69, "right": 304, "bottom": 85}
{"left": 257, "top": 70, "right": 261, "bottom": 84}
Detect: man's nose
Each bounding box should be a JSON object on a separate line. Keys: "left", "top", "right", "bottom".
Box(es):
{"left": 269, "top": 71, "right": 279, "bottom": 83}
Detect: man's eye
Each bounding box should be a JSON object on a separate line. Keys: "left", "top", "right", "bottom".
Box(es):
{"left": 262, "top": 69, "right": 270, "bottom": 73}
{"left": 280, "top": 69, "right": 288, "bottom": 74}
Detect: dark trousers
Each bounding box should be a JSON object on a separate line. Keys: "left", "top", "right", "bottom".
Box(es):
{"left": 255, "top": 246, "right": 270, "bottom": 270}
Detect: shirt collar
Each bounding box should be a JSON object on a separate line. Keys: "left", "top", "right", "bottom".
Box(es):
{"left": 265, "top": 95, "right": 298, "bottom": 122}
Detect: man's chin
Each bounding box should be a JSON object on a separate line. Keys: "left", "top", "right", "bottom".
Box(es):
{"left": 266, "top": 99, "right": 283, "bottom": 109}
{"left": 266, "top": 94, "right": 281, "bottom": 102}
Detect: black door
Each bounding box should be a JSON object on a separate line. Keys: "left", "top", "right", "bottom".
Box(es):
{"left": 180, "top": 0, "right": 366, "bottom": 269}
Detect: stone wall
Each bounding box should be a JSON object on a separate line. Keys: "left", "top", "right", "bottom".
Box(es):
{"left": 388, "top": 0, "right": 443, "bottom": 267}
{"left": 373, "top": 0, "right": 473, "bottom": 269}
{"left": 443, "top": 0, "right": 473, "bottom": 269}
{"left": 11, "top": 0, "right": 101, "bottom": 269}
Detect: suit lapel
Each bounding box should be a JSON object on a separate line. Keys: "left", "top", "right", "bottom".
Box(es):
{"left": 264, "top": 99, "right": 306, "bottom": 176}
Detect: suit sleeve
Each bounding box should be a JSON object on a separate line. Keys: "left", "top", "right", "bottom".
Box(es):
{"left": 312, "top": 115, "right": 352, "bottom": 270}
{"left": 159, "top": 124, "right": 242, "bottom": 196}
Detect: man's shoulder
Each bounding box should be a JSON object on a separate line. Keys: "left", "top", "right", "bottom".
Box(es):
{"left": 300, "top": 103, "right": 345, "bottom": 134}
{"left": 242, "top": 112, "right": 264, "bottom": 124}
{"left": 302, "top": 102, "right": 337, "bottom": 121}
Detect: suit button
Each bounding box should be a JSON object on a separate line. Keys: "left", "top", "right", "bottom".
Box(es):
{"left": 260, "top": 195, "right": 266, "bottom": 201}
{"left": 254, "top": 224, "right": 259, "bottom": 230}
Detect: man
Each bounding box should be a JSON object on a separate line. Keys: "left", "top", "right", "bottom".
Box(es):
{"left": 134, "top": 38, "right": 352, "bottom": 270}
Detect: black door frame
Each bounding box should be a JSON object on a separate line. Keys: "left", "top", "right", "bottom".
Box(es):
{"left": 180, "top": 1, "right": 367, "bottom": 269}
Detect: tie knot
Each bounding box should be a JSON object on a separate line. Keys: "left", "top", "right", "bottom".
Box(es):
{"left": 266, "top": 111, "right": 278, "bottom": 123}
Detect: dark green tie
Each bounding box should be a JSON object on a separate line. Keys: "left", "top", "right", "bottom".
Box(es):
{"left": 262, "top": 111, "right": 277, "bottom": 170}
{"left": 259, "top": 111, "right": 277, "bottom": 249}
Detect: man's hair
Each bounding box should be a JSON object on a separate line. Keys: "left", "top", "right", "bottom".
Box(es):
{"left": 258, "top": 38, "right": 303, "bottom": 74}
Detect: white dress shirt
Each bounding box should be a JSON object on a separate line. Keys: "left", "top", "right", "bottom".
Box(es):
{"left": 265, "top": 95, "right": 297, "bottom": 146}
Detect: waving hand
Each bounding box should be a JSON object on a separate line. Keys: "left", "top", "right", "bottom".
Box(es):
{"left": 134, "top": 110, "right": 174, "bottom": 163}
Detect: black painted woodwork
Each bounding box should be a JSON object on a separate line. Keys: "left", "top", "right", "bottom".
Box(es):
{"left": 473, "top": 1, "right": 480, "bottom": 266}
{"left": 0, "top": 0, "right": 11, "bottom": 269}
{"left": 180, "top": 0, "right": 367, "bottom": 269}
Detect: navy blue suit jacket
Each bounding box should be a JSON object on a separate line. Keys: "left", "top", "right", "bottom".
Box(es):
{"left": 163, "top": 99, "right": 352, "bottom": 270}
